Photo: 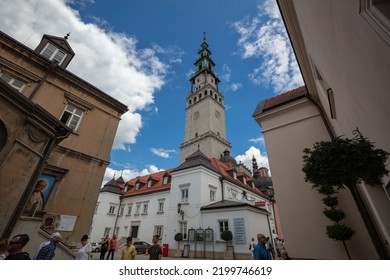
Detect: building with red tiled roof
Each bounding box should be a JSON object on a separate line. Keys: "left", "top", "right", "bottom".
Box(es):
{"left": 90, "top": 35, "right": 278, "bottom": 259}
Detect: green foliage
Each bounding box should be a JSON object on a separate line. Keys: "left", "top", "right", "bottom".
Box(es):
{"left": 220, "top": 230, "right": 233, "bottom": 242}
{"left": 322, "top": 196, "right": 338, "bottom": 207}
{"left": 326, "top": 224, "right": 355, "bottom": 241}
{"left": 323, "top": 208, "right": 345, "bottom": 222}
{"left": 302, "top": 136, "right": 389, "bottom": 189}
{"left": 174, "top": 233, "right": 183, "bottom": 242}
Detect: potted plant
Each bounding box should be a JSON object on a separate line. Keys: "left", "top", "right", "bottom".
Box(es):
{"left": 173, "top": 233, "right": 183, "bottom": 257}
{"left": 220, "top": 230, "right": 233, "bottom": 259}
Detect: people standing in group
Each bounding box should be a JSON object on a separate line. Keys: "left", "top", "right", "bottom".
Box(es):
{"left": 120, "top": 236, "right": 137, "bottom": 260}
{"left": 106, "top": 234, "right": 117, "bottom": 260}
{"left": 0, "top": 238, "right": 8, "bottom": 260}
{"left": 249, "top": 237, "right": 256, "bottom": 258}
{"left": 76, "top": 234, "right": 92, "bottom": 260}
{"left": 265, "top": 237, "right": 275, "bottom": 260}
{"left": 5, "top": 234, "right": 31, "bottom": 260}
{"left": 35, "top": 232, "right": 62, "bottom": 260}
{"left": 99, "top": 235, "right": 109, "bottom": 260}
{"left": 253, "top": 233, "right": 271, "bottom": 260}
{"left": 148, "top": 234, "right": 162, "bottom": 260}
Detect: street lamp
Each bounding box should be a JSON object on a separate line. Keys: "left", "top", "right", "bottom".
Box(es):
{"left": 177, "top": 203, "right": 184, "bottom": 220}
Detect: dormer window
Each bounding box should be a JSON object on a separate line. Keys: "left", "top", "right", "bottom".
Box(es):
{"left": 135, "top": 182, "right": 140, "bottom": 190}
{"left": 163, "top": 176, "right": 169, "bottom": 185}
{"left": 147, "top": 180, "right": 153, "bottom": 188}
{"left": 40, "top": 43, "right": 67, "bottom": 65}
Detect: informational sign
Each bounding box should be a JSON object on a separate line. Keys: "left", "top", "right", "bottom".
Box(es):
{"left": 205, "top": 228, "right": 213, "bottom": 242}
{"left": 233, "top": 217, "right": 246, "bottom": 244}
{"left": 196, "top": 228, "right": 204, "bottom": 241}
{"left": 188, "top": 229, "right": 195, "bottom": 241}
{"left": 42, "top": 214, "right": 77, "bottom": 232}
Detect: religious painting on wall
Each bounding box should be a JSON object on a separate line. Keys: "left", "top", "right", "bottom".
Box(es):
{"left": 25, "top": 174, "right": 56, "bottom": 211}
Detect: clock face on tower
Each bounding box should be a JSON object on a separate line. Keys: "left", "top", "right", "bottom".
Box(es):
{"left": 215, "top": 110, "right": 220, "bottom": 119}
{"left": 194, "top": 111, "right": 200, "bottom": 120}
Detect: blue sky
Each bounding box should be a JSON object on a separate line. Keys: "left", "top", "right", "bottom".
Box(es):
{"left": 0, "top": 0, "right": 303, "bottom": 185}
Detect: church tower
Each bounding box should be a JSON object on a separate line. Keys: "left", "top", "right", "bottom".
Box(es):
{"left": 180, "top": 33, "right": 231, "bottom": 163}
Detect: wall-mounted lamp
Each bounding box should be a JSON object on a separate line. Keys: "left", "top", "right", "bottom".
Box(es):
{"left": 177, "top": 203, "right": 184, "bottom": 220}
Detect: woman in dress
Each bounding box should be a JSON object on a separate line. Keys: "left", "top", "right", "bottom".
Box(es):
{"left": 76, "top": 234, "right": 92, "bottom": 260}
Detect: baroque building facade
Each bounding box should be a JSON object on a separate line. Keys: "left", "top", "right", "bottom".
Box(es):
{"left": 0, "top": 31, "right": 127, "bottom": 259}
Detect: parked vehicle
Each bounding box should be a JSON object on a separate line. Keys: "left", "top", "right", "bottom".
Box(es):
{"left": 91, "top": 242, "right": 100, "bottom": 253}
{"left": 133, "top": 241, "right": 150, "bottom": 254}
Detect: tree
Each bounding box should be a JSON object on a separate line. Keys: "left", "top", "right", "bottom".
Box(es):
{"left": 174, "top": 233, "right": 183, "bottom": 250}
{"left": 302, "top": 131, "right": 389, "bottom": 259}
{"left": 220, "top": 230, "right": 233, "bottom": 251}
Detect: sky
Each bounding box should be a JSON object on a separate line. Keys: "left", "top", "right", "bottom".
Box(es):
{"left": 0, "top": 0, "right": 303, "bottom": 185}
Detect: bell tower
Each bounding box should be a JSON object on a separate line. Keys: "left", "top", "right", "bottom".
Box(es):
{"left": 180, "top": 33, "right": 231, "bottom": 163}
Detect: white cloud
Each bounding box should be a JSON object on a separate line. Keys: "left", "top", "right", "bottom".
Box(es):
{"left": 150, "top": 148, "right": 177, "bottom": 158}
{"left": 235, "top": 146, "right": 269, "bottom": 172}
{"left": 0, "top": 0, "right": 183, "bottom": 150}
{"left": 248, "top": 137, "right": 264, "bottom": 144}
{"left": 231, "top": 0, "right": 304, "bottom": 94}
{"left": 230, "top": 83, "right": 242, "bottom": 92}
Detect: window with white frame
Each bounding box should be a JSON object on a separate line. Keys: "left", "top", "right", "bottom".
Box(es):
{"left": 127, "top": 204, "right": 132, "bottom": 215}
{"left": 179, "top": 221, "right": 187, "bottom": 239}
{"left": 154, "top": 225, "right": 163, "bottom": 238}
{"left": 103, "top": 227, "right": 111, "bottom": 237}
{"left": 131, "top": 225, "right": 139, "bottom": 238}
{"left": 119, "top": 206, "right": 124, "bottom": 216}
{"left": 157, "top": 199, "right": 165, "bottom": 213}
{"left": 135, "top": 204, "right": 141, "bottom": 215}
{"left": 360, "top": 0, "right": 390, "bottom": 46}
{"left": 210, "top": 190, "right": 216, "bottom": 202}
{"left": 0, "top": 73, "right": 25, "bottom": 92}
{"left": 108, "top": 205, "right": 116, "bottom": 215}
{"left": 40, "top": 42, "right": 67, "bottom": 65}
{"left": 135, "top": 182, "right": 140, "bottom": 190}
{"left": 219, "top": 220, "right": 229, "bottom": 235}
{"left": 163, "top": 176, "right": 169, "bottom": 185}
{"left": 60, "top": 104, "right": 83, "bottom": 131}
{"left": 181, "top": 189, "right": 189, "bottom": 202}
{"left": 147, "top": 180, "right": 153, "bottom": 188}
{"left": 142, "top": 203, "right": 148, "bottom": 215}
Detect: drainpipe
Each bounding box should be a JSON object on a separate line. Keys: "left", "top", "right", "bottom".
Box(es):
{"left": 2, "top": 127, "right": 70, "bottom": 239}
{"left": 113, "top": 195, "right": 123, "bottom": 236}
{"left": 219, "top": 177, "right": 224, "bottom": 201}
{"left": 29, "top": 62, "right": 57, "bottom": 100}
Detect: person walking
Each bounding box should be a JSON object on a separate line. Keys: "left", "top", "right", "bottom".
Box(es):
{"left": 99, "top": 236, "right": 109, "bottom": 260}
{"left": 148, "top": 234, "right": 162, "bottom": 260}
{"left": 120, "top": 236, "right": 136, "bottom": 260}
{"left": 5, "top": 234, "right": 30, "bottom": 260}
{"left": 76, "top": 234, "right": 92, "bottom": 260}
{"left": 35, "top": 232, "right": 62, "bottom": 260}
{"left": 253, "top": 233, "right": 271, "bottom": 260}
{"left": 106, "top": 234, "right": 117, "bottom": 260}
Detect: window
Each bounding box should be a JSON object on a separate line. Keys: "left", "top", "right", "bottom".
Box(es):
{"left": 103, "top": 227, "right": 111, "bottom": 237}
{"left": 108, "top": 205, "right": 116, "bottom": 214}
{"left": 147, "top": 180, "right": 153, "bottom": 188}
{"left": 119, "top": 206, "right": 124, "bottom": 216}
{"left": 219, "top": 220, "right": 229, "bottom": 234}
{"left": 135, "top": 182, "right": 140, "bottom": 190}
{"left": 210, "top": 190, "right": 215, "bottom": 202}
{"left": 157, "top": 200, "right": 165, "bottom": 213}
{"left": 154, "top": 225, "right": 163, "bottom": 238}
{"left": 127, "top": 204, "right": 132, "bottom": 215}
{"left": 179, "top": 221, "right": 187, "bottom": 239}
{"left": 163, "top": 176, "right": 169, "bottom": 185}
{"left": 327, "top": 88, "right": 337, "bottom": 119}
{"left": 142, "top": 203, "right": 148, "bottom": 215}
{"left": 360, "top": 0, "right": 390, "bottom": 46}
{"left": 40, "top": 43, "right": 67, "bottom": 65}
{"left": 181, "top": 189, "right": 189, "bottom": 203}
{"left": 60, "top": 104, "right": 83, "bottom": 131}
{"left": 135, "top": 204, "right": 141, "bottom": 215}
{"left": 131, "top": 225, "right": 139, "bottom": 238}
{"left": 0, "top": 73, "right": 25, "bottom": 92}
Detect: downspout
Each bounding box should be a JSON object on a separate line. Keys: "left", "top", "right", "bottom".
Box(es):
{"left": 219, "top": 177, "right": 224, "bottom": 201}
{"left": 113, "top": 195, "right": 123, "bottom": 236}
{"left": 2, "top": 127, "right": 70, "bottom": 238}
{"left": 29, "top": 62, "right": 56, "bottom": 100}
